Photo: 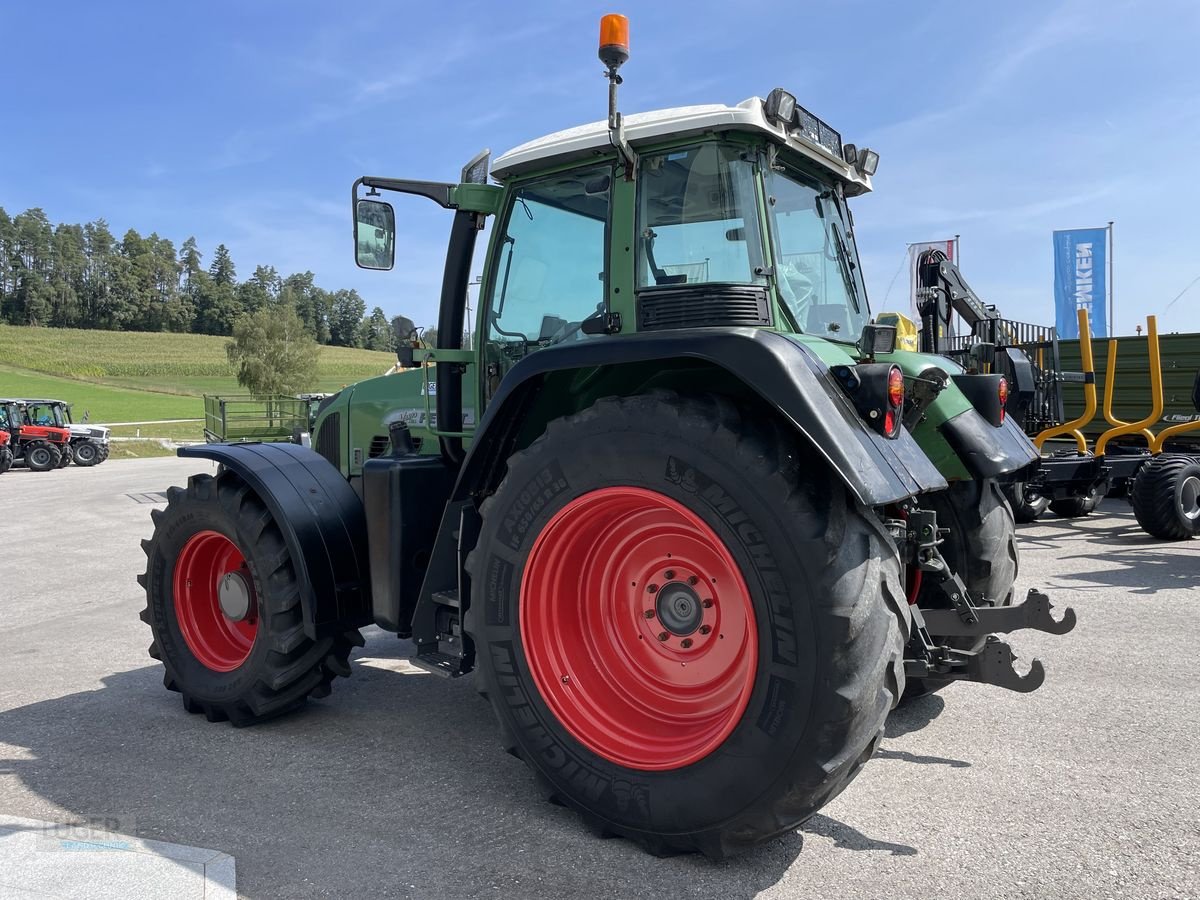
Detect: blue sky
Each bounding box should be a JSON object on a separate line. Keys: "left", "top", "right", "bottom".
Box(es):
{"left": 3, "top": 0, "right": 1199, "bottom": 335}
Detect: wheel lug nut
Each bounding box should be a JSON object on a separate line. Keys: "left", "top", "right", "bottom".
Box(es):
{"left": 702, "top": 599, "right": 713, "bottom": 608}
{"left": 647, "top": 584, "right": 659, "bottom": 593}
{"left": 700, "top": 625, "right": 711, "bottom": 635}
{"left": 688, "top": 575, "right": 698, "bottom": 585}
{"left": 665, "top": 570, "right": 675, "bottom": 580}
{"left": 643, "top": 609, "right": 655, "bottom": 619}
{"left": 681, "top": 638, "right": 693, "bottom": 649}
{"left": 657, "top": 632, "right": 669, "bottom": 642}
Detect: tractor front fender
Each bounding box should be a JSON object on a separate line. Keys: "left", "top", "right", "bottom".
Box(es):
{"left": 177, "top": 442, "right": 371, "bottom": 639}
{"left": 458, "top": 328, "right": 948, "bottom": 507}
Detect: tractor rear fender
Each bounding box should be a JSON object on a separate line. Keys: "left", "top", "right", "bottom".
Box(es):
{"left": 456, "top": 328, "right": 948, "bottom": 508}
{"left": 177, "top": 442, "right": 372, "bottom": 639}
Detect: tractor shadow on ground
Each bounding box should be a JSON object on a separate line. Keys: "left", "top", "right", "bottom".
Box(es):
{"left": 0, "top": 638, "right": 819, "bottom": 900}
{"left": 878, "top": 693, "right": 968, "bottom": 768}
{"left": 803, "top": 815, "right": 917, "bottom": 856}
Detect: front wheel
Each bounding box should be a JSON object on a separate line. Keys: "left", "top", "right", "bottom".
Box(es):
{"left": 24, "top": 441, "right": 61, "bottom": 472}
{"left": 56, "top": 444, "right": 72, "bottom": 467}
{"left": 465, "top": 393, "right": 908, "bottom": 857}
{"left": 139, "top": 470, "right": 362, "bottom": 724}
{"left": 0, "top": 446, "right": 12, "bottom": 475}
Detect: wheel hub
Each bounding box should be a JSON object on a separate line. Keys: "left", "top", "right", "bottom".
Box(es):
{"left": 655, "top": 581, "right": 703, "bottom": 635}
{"left": 1181, "top": 475, "right": 1200, "bottom": 521}
{"left": 218, "top": 570, "right": 254, "bottom": 621}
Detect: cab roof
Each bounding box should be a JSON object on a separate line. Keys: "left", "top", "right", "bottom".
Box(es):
{"left": 491, "top": 96, "right": 872, "bottom": 194}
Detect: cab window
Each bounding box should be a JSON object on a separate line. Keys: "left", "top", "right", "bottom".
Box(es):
{"left": 637, "top": 144, "right": 767, "bottom": 288}
{"left": 765, "top": 165, "right": 868, "bottom": 340}
{"left": 485, "top": 166, "right": 611, "bottom": 373}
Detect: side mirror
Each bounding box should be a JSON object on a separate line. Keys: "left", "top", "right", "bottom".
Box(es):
{"left": 355, "top": 199, "right": 396, "bottom": 270}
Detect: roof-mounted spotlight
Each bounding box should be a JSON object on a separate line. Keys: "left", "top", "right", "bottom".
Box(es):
{"left": 856, "top": 147, "right": 880, "bottom": 177}
{"left": 764, "top": 88, "right": 797, "bottom": 126}
{"left": 843, "top": 143, "right": 858, "bottom": 165}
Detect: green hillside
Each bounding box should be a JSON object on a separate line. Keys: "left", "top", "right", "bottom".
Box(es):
{"left": 0, "top": 324, "right": 394, "bottom": 424}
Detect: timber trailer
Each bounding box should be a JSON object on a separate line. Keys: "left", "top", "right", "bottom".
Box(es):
{"left": 905, "top": 250, "right": 1200, "bottom": 539}
{"left": 137, "top": 16, "right": 1075, "bottom": 857}
{"left": 19, "top": 399, "right": 111, "bottom": 466}
{"left": 1014, "top": 311, "right": 1200, "bottom": 537}
{"left": 0, "top": 399, "right": 70, "bottom": 471}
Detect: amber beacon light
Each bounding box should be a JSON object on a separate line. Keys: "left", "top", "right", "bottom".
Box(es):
{"left": 599, "top": 14, "right": 630, "bottom": 69}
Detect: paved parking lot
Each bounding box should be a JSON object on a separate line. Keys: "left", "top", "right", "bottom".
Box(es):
{"left": 1, "top": 457, "right": 1197, "bottom": 899}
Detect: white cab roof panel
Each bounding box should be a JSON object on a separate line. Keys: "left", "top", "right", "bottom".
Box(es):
{"left": 492, "top": 97, "right": 871, "bottom": 193}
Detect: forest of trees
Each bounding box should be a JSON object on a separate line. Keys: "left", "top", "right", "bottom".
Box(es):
{"left": 0, "top": 206, "right": 402, "bottom": 352}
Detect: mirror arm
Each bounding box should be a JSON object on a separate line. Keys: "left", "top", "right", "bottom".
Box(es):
{"left": 354, "top": 177, "right": 457, "bottom": 209}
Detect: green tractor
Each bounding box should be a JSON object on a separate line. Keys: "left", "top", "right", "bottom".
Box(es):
{"left": 138, "top": 16, "right": 1074, "bottom": 858}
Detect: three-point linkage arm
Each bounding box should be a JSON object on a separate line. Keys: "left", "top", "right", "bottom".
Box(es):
{"left": 915, "top": 249, "right": 1003, "bottom": 354}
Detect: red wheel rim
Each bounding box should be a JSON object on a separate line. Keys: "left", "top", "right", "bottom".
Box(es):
{"left": 520, "top": 487, "right": 757, "bottom": 771}
{"left": 173, "top": 530, "right": 258, "bottom": 671}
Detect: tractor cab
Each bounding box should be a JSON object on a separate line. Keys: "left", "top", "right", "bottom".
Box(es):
{"left": 348, "top": 88, "right": 884, "bottom": 461}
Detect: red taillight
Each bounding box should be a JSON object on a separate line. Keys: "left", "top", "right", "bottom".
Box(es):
{"left": 887, "top": 367, "right": 904, "bottom": 407}
{"left": 998, "top": 377, "right": 1008, "bottom": 423}
{"left": 885, "top": 366, "right": 904, "bottom": 437}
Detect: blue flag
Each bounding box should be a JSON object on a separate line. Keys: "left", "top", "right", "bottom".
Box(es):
{"left": 1053, "top": 228, "right": 1108, "bottom": 338}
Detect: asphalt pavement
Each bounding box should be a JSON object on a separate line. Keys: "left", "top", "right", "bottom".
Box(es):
{"left": 0, "top": 457, "right": 1197, "bottom": 899}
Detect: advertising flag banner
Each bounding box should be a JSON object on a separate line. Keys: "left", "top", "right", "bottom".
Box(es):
{"left": 1053, "top": 228, "right": 1108, "bottom": 338}
{"left": 907, "top": 239, "right": 956, "bottom": 320}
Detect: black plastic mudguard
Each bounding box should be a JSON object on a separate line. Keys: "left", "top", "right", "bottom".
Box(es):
{"left": 939, "top": 408, "right": 1040, "bottom": 480}
{"left": 457, "top": 328, "right": 948, "bottom": 507}
{"left": 178, "top": 442, "right": 371, "bottom": 638}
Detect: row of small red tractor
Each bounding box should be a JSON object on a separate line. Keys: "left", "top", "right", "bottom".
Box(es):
{"left": 0, "top": 398, "right": 111, "bottom": 475}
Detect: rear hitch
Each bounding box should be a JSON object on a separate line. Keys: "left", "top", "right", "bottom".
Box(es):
{"left": 895, "top": 506, "right": 1077, "bottom": 693}
{"left": 919, "top": 588, "right": 1076, "bottom": 638}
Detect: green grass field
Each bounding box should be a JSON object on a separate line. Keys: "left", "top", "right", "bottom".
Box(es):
{"left": 0, "top": 324, "right": 394, "bottom": 428}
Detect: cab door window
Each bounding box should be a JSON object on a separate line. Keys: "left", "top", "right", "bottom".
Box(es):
{"left": 485, "top": 167, "right": 611, "bottom": 379}
{"left": 637, "top": 144, "right": 767, "bottom": 288}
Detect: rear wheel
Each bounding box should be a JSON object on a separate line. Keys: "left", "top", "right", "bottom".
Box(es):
{"left": 905, "top": 478, "right": 1018, "bottom": 699}
{"left": 139, "top": 470, "right": 362, "bottom": 724}
{"left": 24, "top": 441, "right": 61, "bottom": 472}
{"left": 465, "top": 393, "right": 908, "bottom": 857}
{"left": 1131, "top": 455, "right": 1200, "bottom": 540}
{"left": 72, "top": 440, "right": 101, "bottom": 466}
{"left": 1049, "top": 483, "right": 1102, "bottom": 518}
